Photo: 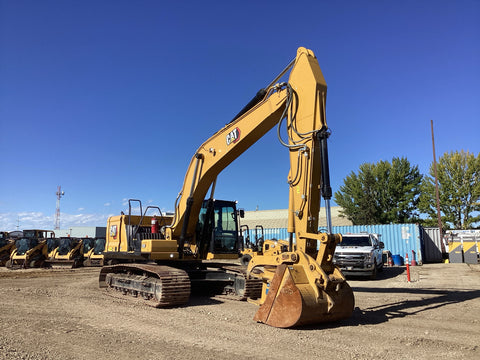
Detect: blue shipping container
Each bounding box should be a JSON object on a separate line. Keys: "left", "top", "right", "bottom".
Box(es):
{"left": 241, "top": 224, "right": 425, "bottom": 264}
{"left": 241, "top": 228, "right": 291, "bottom": 244}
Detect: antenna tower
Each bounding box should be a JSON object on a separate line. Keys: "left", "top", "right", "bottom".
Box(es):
{"left": 55, "top": 185, "right": 65, "bottom": 230}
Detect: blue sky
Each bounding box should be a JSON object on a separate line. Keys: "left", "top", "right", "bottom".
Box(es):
{"left": 1, "top": 0, "right": 479, "bottom": 231}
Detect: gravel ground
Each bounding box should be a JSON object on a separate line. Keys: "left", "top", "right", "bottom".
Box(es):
{"left": 0, "top": 263, "right": 479, "bottom": 360}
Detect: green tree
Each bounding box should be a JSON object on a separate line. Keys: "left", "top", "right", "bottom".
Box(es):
{"left": 334, "top": 157, "right": 422, "bottom": 225}
{"left": 419, "top": 150, "right": 480, "bottom": 229}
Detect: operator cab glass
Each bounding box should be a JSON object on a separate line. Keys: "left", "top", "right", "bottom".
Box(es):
{"left": 94, "top": 238, "right": 106, "bottom": 255}
{"left": 15, "top": 238, "right": 39, "bottom": 255}
{"left": 197, "top": 200, "right": 240, "bottom": 254}
{"left": 47, "top": 238, "right": 59, "bottom": 253}
{"left": 0, "top": 232, "right": 7, "bottom": 247}
{"left": 23, "top": 230, "right": 38, "bottom": 239}
{"left": 82, "top": 238, "right": 95, "bottom": 253}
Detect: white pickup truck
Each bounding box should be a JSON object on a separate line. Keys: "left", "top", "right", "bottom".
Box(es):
{"left": 333, "top": 233, "right": 384, "bottom": 279}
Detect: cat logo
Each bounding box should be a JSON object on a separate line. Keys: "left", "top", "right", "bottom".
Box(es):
{"left": 226, "top": 127, "right": 241, "bottom": 146}
{"left": 109, "top": 225, "right": 117, "bottom": 239}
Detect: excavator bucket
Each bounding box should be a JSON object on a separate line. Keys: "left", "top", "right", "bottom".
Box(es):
{"left": 253, "top": 264, "right": 354, "bottom": 328}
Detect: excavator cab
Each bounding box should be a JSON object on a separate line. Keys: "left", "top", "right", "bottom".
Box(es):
{"left": 197, "top": 199, "right": 242, "bottom": 260}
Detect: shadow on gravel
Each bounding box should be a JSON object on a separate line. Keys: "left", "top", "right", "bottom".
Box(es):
{"left": 186, "top": 296, "right": 225, "bottom": 307}
{"left": 345, "top": 267, "right": 406, "bottom": 281}
{"left": 343, "top": 287, "right": 480, "bottom": 327}
{"left": 292, "top": 286, "right": 480, "bottom": 331}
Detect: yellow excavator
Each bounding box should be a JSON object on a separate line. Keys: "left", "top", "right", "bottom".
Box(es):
{"left": 99, "top": 47, "right": 354, "bottom": 328}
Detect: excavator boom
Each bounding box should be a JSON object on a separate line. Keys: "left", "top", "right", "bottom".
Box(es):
{"left": 166, "top": 85, "right": 289, "bottom": 249}
{"left": 244, "top": 47, "right": 355, "bottom": 327}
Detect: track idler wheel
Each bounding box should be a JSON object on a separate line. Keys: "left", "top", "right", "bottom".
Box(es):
{"left": 253, "top": 264, "right": 354, "bottom": 328}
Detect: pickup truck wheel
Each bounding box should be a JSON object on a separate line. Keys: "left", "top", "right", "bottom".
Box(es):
{"left": 370, "top": 262, "right": 377, "bottom": 280}
{"left": 377, "top": 261, "right": 384, "bottom": 272}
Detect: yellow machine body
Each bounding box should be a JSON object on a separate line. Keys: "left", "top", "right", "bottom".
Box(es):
{"left": 83, "top": 237, "right": 106, "bottom": 266}
{"left": 105, "top": 214, "right": 179, "bottom": 262}
{"left": 8, "top": 230, "right": 54, "bottom": 269}
{"left": 46, "top": 237, "right": 85, "bottom": 268}
{"left": 0, "top": 232, "right": 15, "bottom": 266}
{"left": 241, "top": 237, "right": 290, "bottom": 265}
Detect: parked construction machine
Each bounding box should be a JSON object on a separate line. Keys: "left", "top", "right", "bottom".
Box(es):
{"left": 7, "top": 230, "right": 55, "bottom": 269}
{"left": 45, "top": 237, "right": 84, "bottom": 268}
{"left": 240, "top": 225, "right": 289, "bottom": 266}
{"left": 47, "top": 237, "right": 59, "bottom": 259}
{"left": 0, "top": 232, "right": 15, "bottom": 266}
{"left": 99, "top": 47, "right": 354, "bottom": 328}
{"left": 83, "top": 237, "right": 106, "bottom": 266}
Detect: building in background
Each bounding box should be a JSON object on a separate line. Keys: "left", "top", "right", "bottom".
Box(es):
{"left": 54, "top": 226, "right": 106, "bottom": 239}
{"left": 241, "top": 206, "right": 352, "bottom": 229}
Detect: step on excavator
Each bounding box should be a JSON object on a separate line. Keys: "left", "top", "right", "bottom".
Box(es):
{"left": 99, "top": 47, "right": 354, "bottom": 328}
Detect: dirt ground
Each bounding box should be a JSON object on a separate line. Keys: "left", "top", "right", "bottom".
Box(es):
{"left": 0, "top": 263, "right": 479, "bottom": 360}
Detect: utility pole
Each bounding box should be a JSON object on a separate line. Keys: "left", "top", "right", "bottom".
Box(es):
{"left": 431, "top": 120, "right": 443, "bottom": 234}
{"left": 55, "top": 186, "right": 65, "bottom": 230}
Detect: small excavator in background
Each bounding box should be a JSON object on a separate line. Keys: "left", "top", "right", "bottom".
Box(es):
{"left": 7, "top": 230, "right": 55, "bottom": 269}
{"left": 99, "top": 47, "right": 354, "bottom": 328}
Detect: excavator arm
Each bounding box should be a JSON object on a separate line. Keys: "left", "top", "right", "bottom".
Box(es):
{"left": 165, "top": 77, "right": 290, "bottom": 254}
{"left": 167, "top": 47, "right": 330, "bottom": 255}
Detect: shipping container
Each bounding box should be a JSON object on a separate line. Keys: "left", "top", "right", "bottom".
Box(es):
{"left": 241, "top": 224, "right": 427, "bottom": 265}
{"left": 241, "top": 227, "right": 291, "bottom": 245}
{"left": 422, "top": 227, "right": 444, "bottom": 263}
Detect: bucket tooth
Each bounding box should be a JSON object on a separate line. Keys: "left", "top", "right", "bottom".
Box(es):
{"left": 253, "top": 263, "right": 354, "bottom": 328}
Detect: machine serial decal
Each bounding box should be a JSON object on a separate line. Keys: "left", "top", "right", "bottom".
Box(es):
{"left": 226, "top": 127, "right": 241, "bottom": 145}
